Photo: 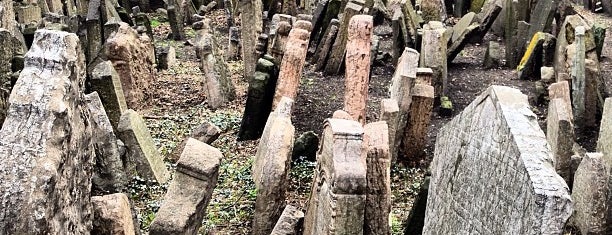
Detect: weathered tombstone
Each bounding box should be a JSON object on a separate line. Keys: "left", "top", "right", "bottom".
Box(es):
{"left": 554, "top": 15, "right": 597, "bottom": 81}
{"left": 240, "top": 0, "right": 264, "bottom": 80}
{"left": 149, "top": 138, "right": 222, "bottom": 235}
{"left": 16, "top": 4, "right": 42, "bottom": 24}
{"left": 391, "top": 8, "right": 407, "bottom": 65}
{"left": 517, "top": 32, "right": 554, "bottom": 79}
{"left": 194, "top": 23, "right": 236, "bottom": 109}
{"left": 0, "top": 28, "right": 25, "bottom": 125}
{"left": 273, "top": 28, "right": 310, "bottom": 108}
{"left": 303, "top": 118, "right": 367, "bottom": 235}
{"left": 227, "top": 26, "right": 240, "bottom": 60}
{"left": 592, "top": 22, "right": 606, "bottom": 58}
{"left": 91, "top": 193, "right": 136, "bottom": 235}
{"left": 547, "top": 97, "right": 575, "bottom": 187}
{"left": 0, "top": 29, "right": 94, "bottom": 234}
{"left": 105, "top": 23, "right": 156, "bottom": 109}
{"left": 364, "top": 121, "right": 391, "bottom": 235}
{"left": 596, "top": 97, "right": 612, "bottom": 234}
{"left": 380, "top": 99, "right": 399, "bottom": 162}
{"left": 238, "top": 58, "right": 278, "bottom": 140}
{"left": 421, "top": 22, "right": 447, "bottom": 97}
{"left": 420, "top": 0, "right": 447, "bottom": 22}
{"left": 117, "top": 109, "right": 170, "bottom": 183}
{"left": 269, "top": 20, "right": 293, "bottom": 62}
{"left": 344, "top": 15, "right": 373, "bottom": 124}
{"left": 571, "top": 26, "right": 590, "bottom": 131}
{"left": 156, "top": 46, "right": 176, "bottom": 70}
{"left": 313, "top": 19, "right": 339, "bottom": 71}
{"left": 484, "top": 41, "right": 503, "bottom": 68}
{"left": 271, "top": 205, "right": 305, "bottom": 235}
{"left": 333, "top": 109, "right": 354, "bottom": 120}
{"left": 85, "top": 92, "right": 128, "bottom": 193}
{"left": 403, "top": 175, "right": 430, "bottom": 235}
{"left": 402, "top": 84, "right": 434, "bottom": 160}
{"left": 292, "top": 131, "right": 319, "bottom": 161}
{"left": 88, "top": 60, "right": 129, "bottom": 130}
{"left": 168, "top": 121, "right": 221, "bottom": 162}
{"left": 251, "top": 97, "right": 295, "bottom": 235}
{"left": 390, "top": 47, "right": 419, "bottom": 158}
{"left": 526, "top": 0, "right": 557, "bottom": 44}
{"left": 324, "top": 0, "right": 364, "bottom": 75}
{"left": 423, "top": 86, "right": 573, "bottom": 234}
{"left": 451, "top": 12, "right": 476, "bottom": 43}
{"left": 572, "top": 152, "right": 610, "bottom": 235}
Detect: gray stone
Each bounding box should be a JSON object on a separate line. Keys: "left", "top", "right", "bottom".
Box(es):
{"left": 118, "top": 109, "right": 170, "bottom": 183}
{"left": 571, "top": 26, "right": 589, "bottom": 131}
{"left": 452, "top": 12, "right": 476, "bottom": 43}
{"left": 0, "top": 28, "right": 26, "bottom": 125}
{"left": 447, "top": 24, "right": 480, "bottom": 62}
{"left": 484, "top": 41, "right": 503, "bottom": 68}
{"left": 85, "top": 92, "right": 128, "bottom": 193}
{"left": 168, "top": 4, "right": 185, "bottom": 40}
{"left": 592, "top": 22, "right": 606, "bottom": 58}
{"left": 424, "top": 86, "right": 573, "bottom": 234}
{"left": 554, "top": 15, "right": 597, "bottom": 81}
{"left": 420, "top": 0, "right": 447, "bottom": 22}
{"left": 238, "top": 58, "right": 278, "bottom": 140}
{"left": 547, "top": 98, "right": 575, "bottom": 187}
{"left": 0, "top": 29, "right": 94, "bottom": 234}
{"left": 239, "top": 0, "right": 263, "bottom": 81}
{"left": 421, "top": 22, "right": 448, "bottom": 97}
{"left": 169, "top": 121, "right": 221, "bottom": 162}
{"left": 156, "top": 46, "right": 177, "bottom": 70}
{"left": 92, "top": 193, "right": 137, "bottom": 235}
{"left": 194, "top": 24, "right": 236, "bottom": 109}
{"left": 403, "top": 176, "right": 429, "bottom": 235}
{"left": 271, "top": 205, "right": 305, "bottom": 235}
{"left": 303, "top": 118, "right": 366, "bottom": 235}
{"left": 379, "top": 98, "right": 399, "bottom": 163}
{"left": 89, "top": 60, "right": 128, "bottom": 131}
{"left": 596, "top": 98, "right": 612, "bottom": 234}
{"left": 149, "top": 138, "right": 222, "bottom": 235}
{"left": 314, "top": 20, "right": 339, "bottom": 71}
{"left": 325, "top": 1, "right": 364, "bottom": 75}
{"left": 251, "top": 96, "right": 295, "bottom": 235}
{"left": 227, "top": 26, "right": 240, "bottom": 60}
{"left": 292, "top": 131, "right": 319, "bottom": 162}
{"left": 541, "top": 66, "right": 554, "bottom": 81}
{"left": 16, "top": 4, "right": 42, "bottom": 24}
{"left": 391, "top": 8, "right": 407, "bottom": 65}
{"left": 105, "top": 23, "right": 156, "bottom": 109}
{"left": 526, "top": 0, "right": 557, "bottom": 45}
{"left": 364, "top": 121, "right": 391, "bottom": 235}
{"left": 572, "top": 152, "right": 610, "bottom": 235}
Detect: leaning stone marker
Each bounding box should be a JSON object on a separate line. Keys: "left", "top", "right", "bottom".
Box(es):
{"left": 271, "top": 205, "right": 305, "bottom": 235}
{"left": 364, "top": 121, "right": 391, "bottom": 235}
{"left": 149, "top": 138, "right": 222, "bottom": 235}
{"left": 344, "top": 15, "right": 373, "bottom": 124}
{"left": 380, "top": 98, "right": 399, "bottom": 162}
{"left": 89, "top": 60, "right": 128, "bottom": 130}
{"left": 92, "top": 193, "right": 136, "bottom": 235}
{"left": 402, "top": 84, "right": 434, "bottom": 160}
{"left": 547, "top": 98, "right": 575, "bottom": 187}
{"left": 0, "top": 29, "right": 94, "bottom": 234}
{"left": 596, "top": 97, "right": 612, "bottom": 234}
{"left": 424, "top": 86, "right": 573, "bottom": 234}
{"left": 421, "top": 22, "right": 447, "bottom": 97}
{"left": 572, "top": 152, "right": 610, "bottom": 235}
{"left": 303, "top": 118, "right": 366, "bottom": 235}
{"left": 252, "top": 97, "right": 296, "bottom": 235}
{"left": 325, "top": 1, "right": 364, "bottom": 75}
{"left": 273, "top": 28, "right": 310, "bottom": 108}
{"left": 118, "top": 109, "right": 170, "bottom": 183}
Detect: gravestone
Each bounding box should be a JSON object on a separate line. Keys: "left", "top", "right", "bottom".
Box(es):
{"left": 390, "top": 47, "right": 419, "bottom": 158}
{"left": 240, "top": 0, "right": 264, "bottom": 80}
{"left": 402, "top": 83, "right": 434, "bottom": 160}
{"left": 0, "top": 29, "right": 94, "bottom": 234}
{"left": 273, "top": 28, "right": 310, "bottom": 108}
{"left": 364, "top": 121, "right": 391, "bottom": 235}
{"left": 92, "top": 193, "right": 136, "bottom": 235}
{"left": 420, "top": 0, "right": 447, "bottom": 22}
{"left": 380, "top": 99, "right": 399, "bottom": 162}
{"left": 547, "top": 97, "right": 575, "bottom": 187}
{"left": 238, "top": 58, "right": 279, "bottom": 140}
{"left": 572, "top": 152, "right": 610, "bottom": 235}
{"left": 421, "top": 22, "right": 447, "bottom": 97}
{"left": 344, "top": 15, "right": 373, "bottom": 124}
{"left": 325, "top": 0, "right": 364, "bottom": 75}
{"left": 424, "top": 86, "right": 573, "bottom": 234}
{"left": 271, "top": 205, "right": 305, "bottom": 235}
{"left": 149, "top": 138, "right": 222, "bottom": 235}
{"left": 314, "top": 19, "right": 339, "bottom": 71}
{"left": 105, "top": 23, "right": 156, "bottom": 109}
{"left": 168, "top": 121, "right": 221, "bottom": 162}
{"left": 88, "top": 60, "right": 128, "bottom": 131}
{"left": 251, "top": 97, "right": 295, "bottom": 235}
{"left": 596, "top": 97, "right": 612, "bottom": 234}
{"left": 303, "top": 118, "right": 367, "bottom": 234}
{"left": 118, "top": 109, "right": 170, "bottom": 184}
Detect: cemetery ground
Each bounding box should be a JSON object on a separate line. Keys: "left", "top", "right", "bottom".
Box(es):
{"left": 124, "top": 7, "right": 612, "bottom": 235}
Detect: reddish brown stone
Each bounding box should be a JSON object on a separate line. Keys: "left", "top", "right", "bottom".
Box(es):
{"left": 548, "top": 81, "right": 573, "bottom": 123}
{"left": 344, "top": 15, "right": 373, "bottom": 124}
{"left": 402, "top": 84, "right": 434, "bottom": 160}
{"left": 273, "top": 28, "right": 310, "bottom": 108}
{"left": 363, "top": 121, "right": 391, "bottom": 235}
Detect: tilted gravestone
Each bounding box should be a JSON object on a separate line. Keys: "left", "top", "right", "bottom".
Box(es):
{"left": 303, "top": 118, "right": 367, "bottom": 234}
{"left": 273, "top": 28, "right": 310, "bottom": 108}
{"left": 572, "top": 152, "right": 610, "bottom": 235}
{"left": 92, "top": 193, "right": 137, "bottom": 235}
{"left": 251, "top": 97, "right": 296, "bottom": 235}
{"left": 149, "top": 138, "right": 222, "bottom": 234}
{"left": 0, "top": 29, "right": 95, "bottom": 234}
{"left": 424, "top": 86, "right": 572, "bottom": 234}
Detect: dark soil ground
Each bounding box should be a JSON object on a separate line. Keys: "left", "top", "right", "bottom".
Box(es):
{"left": 128, "top": 5, "right": 612, "bottom": 235}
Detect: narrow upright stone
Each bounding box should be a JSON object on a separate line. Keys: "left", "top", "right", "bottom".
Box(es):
{"left": 421, "top": 22, "right": 448, "bottom": 97}
{"left": 240, "top": 0, "right": 263, "bottom": 80}
{"left": 420, "top": 0, "right": 447, "bottom": 22}
{"left": 402, "top": 84, "right": 434, "bottom": 160}
{"left": 572, "top": 153, "right": 610, "bottom": 235}
{"left": 344, "top": 15, "right": 373, "bottom": 124}
{"left": 238, "top": 58, "right": 278, "bottom": 140}
{"left": 89, "top": 60, "right": 128, "bottom": 130}
{"left": 547, "top": 98, "right": 575, "bottom": 186}
{"left": 390, "top": 48, "right": 419, "bottom": 159}
{"left": 571, "top": 26, "right": 588, "bottom": 132}
{"left": 273, "top": 28, "right": 310, "bottom": 108}
{"left": 314, "top": 20, "right": 339, "bottom": 71}
{"left": 325, "top": 1, "right": 363, "bottom": 75}
{"left": 92, "top": 193, "right": 136, "bottom": 235}
{"left": 0, "top": 29, "right": 94, "bottom": 234}
{"left": 149, "top": 138, "right": 222, "bottom": 235}
{"left": 380, "top": 99, "right": 399, "bottom": 162}
{"left": 252, "top": 97, "right": 296, "bottom": 235}
{"left": 303, "top": 119, "right": 366, "bottom": 235}
{"left": 364, "top": 121, "right": 391, "bottom": 235}
{"left": 117, "top": 109, "right": 170, "bottom": 183}
{"left": 596, "top": 98, "right": 612, "bottom": 234}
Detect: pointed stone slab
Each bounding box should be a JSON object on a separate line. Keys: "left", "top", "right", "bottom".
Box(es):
{"left": 118, "top": 109, "right": 170, "bottom": 184}
{"left": 424, "top": 86, "right": 572, "bottom": 234}
{"left": 0, "top": 29, "right": 94, "bottom": 234}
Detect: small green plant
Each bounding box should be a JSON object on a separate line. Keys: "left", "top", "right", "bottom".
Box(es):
{"left": 150, "top": 19, "right": 161, "bottom": 28}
